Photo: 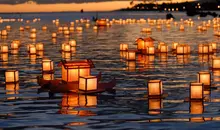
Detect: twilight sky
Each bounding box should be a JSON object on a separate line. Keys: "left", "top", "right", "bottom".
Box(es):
{"left": 0, "top": 0, "right": 197, "bottom": 12}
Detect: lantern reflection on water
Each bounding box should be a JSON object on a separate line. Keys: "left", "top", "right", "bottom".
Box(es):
{"left": 198, "top": 54, "right": 210, "bottom": 63}
{"left": 148, "top": 98, "right": 162, "bottom": 115}
{"left": 120, "top": 43, "right": 128, "bottom": 51}
{"left": 79, "top": 76, "right": 97, "bottom": 91}
{"left": 190, "top": 101, "right": 204, "bottom": 122}
{"left": 126, "top": 61, "right": 136, "bottom": 72}
{"left": 5, "top": 70, "right": 19, "bottom": 83}
{"left": 212, "top": 57, "right": 220, "bottom": 69}
{"left": 52, "top": 33, "right": 57, "bottom": 38}
{"left": 61, "top": 60, "right": 94, "bottom": 82}
{"left": 148, "top": 80, "right": 163, "bottom": 97}
{"left": 126, "top": 50, "right": 136, "bottom": 61}
{"left": 197, "top": 71, "right": 211, "bottom": 86}
{"left": 190, "top": 83, "right": 204, "bottom": 100}
{"left": 176, "top": 54, "right": 190, "bottom": 64}
{"left": 36, "top": 43, "right": 44, "bottom": 51}
{"left": 1, "top": 53, "right": 8, "bottom": 62}
{"left": 42, "top": 73, "right": 54, "bottom": 80}
{"left": 0, "top": 45, "right": 8, "bottom": 53}
{"left": 69, "top": 40, "right": 76, "bottom": 47}
{"left": 6, "top": 83, "right": 19, "bottom": 100}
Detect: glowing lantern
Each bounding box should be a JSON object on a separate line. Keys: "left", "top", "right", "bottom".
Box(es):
{"left": 179, "top": 25, "right": 185, "bottom": 31}
{"left": 1, "top": 30, "right": 7, "bottom": 36}
{"left": 144, "top": 46, "right": 155, "bottom": 55}
{"left": 96, "top": 19, "right": 107, "bottom": 26}
{"left": 210, "top": 42, "right": 217, "bottom": 50}
{"left": 148, "top": 98, "right": 162, "bottom": 115}
{"left": 61, "top": 60, "right": 94, "bottom": 82}
{"left": 62, "top": 43, "right": 71, "bottom": 52}
{"left": 148, "top": 80, "right": 163, "bottom": 97}
{"left": 198, "top": 44, "right": 210, "bottom": 54}
{"left": 64, "top": 30, "right": 70, "bottom": 35}
{"left": 30, "top": 33, "right": 36, "bottom": 39}
{"left": 69, "top": 40, "right": 76, "bottom": 47}
{"left": 31, "top": 28, "right": 37, "bottom": 33}
{"left": 6, "top": 25, "right": 11, "bottom": 30}
{"left": 190, "top": 83, "right": 203, "bottom": 100}
{"left": 197, "top": 71, "right": 211, "bottom": 86}
{"left": 144, "top": 37, "right": 154, "bottom": 48}
{"left": 120, "top": 43, "right": 128, "bottom": 51}
{"left": 19, "top": 27, "right": 24, "bottom": 31}
{"left": 172, "top": 42, "right": 179, "bottom": 50}
{"left": 63, "top": 27, "right": 68, "bottom": 31}
{"left": 11, "top": 42, "right": 19, "bottom": 50}
{"left": 51, "top": 33, "right": 57, "bottom": 38}
{"left": 160, "top": 45, "right": 168, "bottom": 53}
{"left": 93, "top": 26, "right": 98, "bottom": 30}
{"left": 42, "top": 26, "right": 47, "bottom": 30}
{"left": 126, "top": 50, "right": 136, "bottom": 61}
{"left": 29, "top": 46, "right": 36, "bottom": 55}
{"left": 79, "top": 76, "right": 97, "bottom": 91}
{"left": 42, "top": 59, "right": 54, "bottom": 73}
{"left": 69, "top": 27, "right": 74, "bottom": 31}
{"left": 158, "top": 42, "right": 165, "bottom": 50}
{"left": 5, "top": 70, "right": 19, "bottom": 83}
{"left": 43, "top": 73, "right": 54, "bottom": 80}
{"left": 212, "top": 57, "right": 220, "bottom": 69}
{"left": 76, "top": 27, "right": 83, "bottom": 31}
{"left": 70, "top": 22, "right": 74, "bottom": 26}
{"left": 176, "top": 44, "right": 190, "bottom": 54}
{"left": 36, "top": 43, "right": 44, "bottom": 51}
{"left": 58, "top": 27, "right": 63, "bottom": 31}
{"left": 1, "top": 53, "right": 8, "bottom": 62}
{"left": 136, "top": 38, "right": 145, "bottom": 50}
{"left": 0, "top": 45, "right": 8, "bottom": 53}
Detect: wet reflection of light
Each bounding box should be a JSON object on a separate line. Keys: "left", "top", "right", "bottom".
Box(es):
{"left": 29, "top": 54, "right": 36, "bottom": 64}
{"left": 42, "top": 73, "right": 54, "bottom": 80}
{"left": 190, "top": 100, "right": 204, "bottom": 122}
{"left": 148, "top": 98, "right": 162, "bottom": 115}
{"left": 5, "top": 83, "right": 19, "bottom": 100}
{"left": 176, "top": 54, "right": 190, "bottom": 64}
{"left": 126, "top": 61, "right": 136, "bottom": 72}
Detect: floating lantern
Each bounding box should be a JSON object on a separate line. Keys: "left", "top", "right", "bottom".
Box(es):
{"left": 159, "top": 45, "right": 168, "bottom": 53}
{"left": 1, "top": 53, "right": 8, "bottom": 62}
{"left": 6, "top": 25, "right": 11, "bottom": 30}
{"left": 158, "top": 42, "right": 165, "bottom": 50}
{"left": 176, "top": 44, "right": 190, "bottom": 54}
{"left": 62, "top": 43, "right": 71, "bottom": 52}
{"left": 212, "top": 57, "right": 220, "bottom": 69}
{"left": 61, "top": 60, "right": 94, "bottom": 82}
{"left": 42, "top": 59, "right": 54, "bottom": 73}
{"left": 142, "top": 28, "right": 151, "bottom": 33}
{"left": 63, "top": 27, "right": 68, "bottom": 31}
{"left": 70, "top": 22, "right": 74, "bottom": 26}
{"left": 0, "top": 45, "right": 8, "bottom": 53}
{"left": 69, "top": 27, "right": 74, "bottom": 31}
{"left": 197, "top": 71, "right": 211, "bottom": 86}
{"left": 58, "top": 27, "right": 63, "bottom": 31}
{"left": 43, "top": 73, "right": 54, "bottom": 80}
{"left": 120, "top": 43, "right": 128, "bottom": 51}
{"left": 36, "top": 43, "right": 44, "bottom": 51}
{"left": 136, "top": 38, "right": 145, "bottom": 50}
{"left": 19, "top": 27, "right": 24, "bottom": 31}
{"left": 190, "top": 83, "right": 203, "bottom": 100}
{"left": 64, "top": 30, "right": 70, "bottom": 35}
{"left": 144, "top": 37, "right": 154, "bottom": 48}
{"left": 144, "top": 46, "right": 155, "bottom": 55}
{"left": 69, "top": 40, "right": 76, "bottom": 47}
{"left": 148, "top": 80, "right": 163, "bottom": 97}
{"left": 29, "top": 46, "right": 36, "bottom": 55}
{"left": 96, "top": 19, "right": 107, "bottom": 26}
{"left": 172, "top": 42, "right": 179, "bottom": 50}
{"left": 1, "top": 30, "right": 7, "bottom": 36}
{"left": 76, "top": 27, "right": 83, "bottom": 31}
{"left": 93, "top": 26, "right": 98, "bottom": 30}
{"left": 5, "top": 70, "right": 19, "bottom": 83}
{"left": 25, "top": 26, "right": 30, "bottom": 30}
{"left": 126, "top": 50, "right": 136, "bottom": 61}
{"left": 11, "top": 42, "right": 19, "bottom": 50}
{"left": 30, "top": 33, "right": 36, "bottom": 39}
{"left": 148, "top": 98, "right": 162, "bottom": 115}
{"left": 52, "top": 33, "right": 57, "bottom": 38}
{"left": 179, "top": 25, "right": 184, "bottom": 31}
{"left": 79, "top": 76, "right": 97, "bottom": 91}
{"left": 198, "top": 44, "right": 211, "bottom": 54}
{"left": 31, "top": 28, "right": 37, "bottom": 33}
{"left": 42, "top": 26, "right": 47, "bottom": 30}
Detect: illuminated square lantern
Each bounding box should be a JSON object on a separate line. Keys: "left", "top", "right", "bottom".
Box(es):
{"left": 190, "top": 101, "right": 204, "bottom": 114}
{"left": 36, "top": 43, "right": 44, "bottom": 51}
{"left": 160, "top": 45, "right": 168, "bottom": 53}
{"left": 69, "top": 40, "right": 76, "bottom": 47}
{"left": 42, "top": 59, "right": 54, "bottom": 72}
{"left": 212, "top": 57, "right": 220, "bottom": 69}
{"left": 157, "top": 42, "right": 165, "bottom": 50}
{"left": 1, "top": 30, "right": 7, "bottom": 36}
{"left": 69, "top": 27, "right": 74, "bottom": 31}
{"left": 62, "top": 43, "right": 71, "bottom": 52}
{"left": 136, "top": 38, "right": 145, "bottom": 50}
{"left": 197, "top": 71, "right": 211, "bottom": 86}
{"left": 126, "top": 50, "right": 136, "bottom": 61}
{"left": 30, "top": 33, "right": 36, "bottom": 39}
{"left": 61, "top": 60, "right": 94, "bottom": 82}
{"left": 11, "top": 41, "right": 19, "bottom": 50}
{"left": 1, "top": 53, "right": 8, "bottom": 62}
{"left": 176, "top": 44, "right": 190, "bottom": 54}
{"left": 198, "top": 44, "right": 209, "bottom": 54}
{"left": 19, "top": 27, "right": 24, "bottom": 31}
{"left": 64, "top": 30, "right": 70, "bottom": 35}
{"left": 144, "top": 37, "right": 154, "bottom": 48}
{"left": 145, "top": 46, "right": 155, "bottom": 55}
{"left": 5, "top": 70, "right": 19, "bottom": 83}
{"left": 120, "top": 43, "right": 128, "bottom": 51}
{"left": 148, "top": 80, "right": 163, "bottom": 97}
{"left": 43, "top": 73, "right": 54, "bottom": 80}
{"left": 179, "top": 25, "right": 185, "bottom": 31}
{"left": 42, "top": 26, "right": 47, "bottom": 30}
{"left": 76, "top": 27, "right": 83, "bottom": 31}
{"left": 190, "top": 83, "right": 204, "bottom": 100}
{"left": 0, "top": 45, "right": 8, "bottom": 53}
{"left": 79, "top": 76, "right": 97, "bottom": 91}
{"left": 29, "top": 46, "right": 36, "bottom": 55}
{"left": 210, "top": 42, "right": 217, "bottom": 50}
{"left": 148, "top": 98, "right": 162, "bottom": 115}
{"left": 31, "top": 28, "right": 37, "bottom": 33}
{"left": 52, "top": 33, "right": 57, "bottom": 38}
{"left": 172, "top": 42, "right": 179, "bottom": 50}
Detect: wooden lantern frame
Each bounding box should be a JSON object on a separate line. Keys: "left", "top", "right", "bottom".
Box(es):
{"left": 5, "top": 70, "right": 19, "bottom": 83}
{"left": 197, "top": 71, "right": 211, "bottom": 87}
{"left": 79, "top": 76, "right": 98, "bottom": 92}
{"left": 189, "top": 83, "right": 204, "bottom": 100}
{"left": 148, "top": 80, "right": 163, "bottom": 98}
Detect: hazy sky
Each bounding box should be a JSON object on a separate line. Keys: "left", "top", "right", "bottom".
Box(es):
{"left": 0, "top": 0, "right": 196, "bottom": 12}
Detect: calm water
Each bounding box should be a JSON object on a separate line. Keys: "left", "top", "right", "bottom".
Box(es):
{"left": 0, "top": 11, "right": 220, "bottom": 130}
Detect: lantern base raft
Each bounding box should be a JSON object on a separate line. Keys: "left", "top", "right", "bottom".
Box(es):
{"left": 37, "top": 72, "right": 116, "bottom": 94}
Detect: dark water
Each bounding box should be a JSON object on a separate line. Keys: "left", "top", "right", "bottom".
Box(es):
{"left": 0, "top": 11, "right": 220, "bottom": 130}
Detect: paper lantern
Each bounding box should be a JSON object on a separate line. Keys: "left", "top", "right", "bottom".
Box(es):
{"left": 120, "top": 43, "right": 128, "bottom": 51}
{"left": 76, "top": 27, "right": 83, "bottom": 31}
{"left": 79, "top": 76, "right": 97, "bottom": 91}
{"left": 70, "top": 22, "right": 74, "bottom": 26}
{"left": 52, "top": 33, "right": 57, "bottom": 38}
{"left": 198, "top": 44, "right": 210, "bottom": 54}
{"left": 69, "top": 27, "right": 74, "bottom": 31}
{"left": 29, "top": 46, "right": 36, "bottom": 55}
{"left": 148, "top": 98, "right": 162, "bottom": 115}
{"left": 62, "top": 44, "right": 71, "bottom": 52}
{"left": 136, "top": 38, "right": 145, "bottom": 50}
{"left": 144, "top": 46, "right": 155, "bottom": 55}
{"left": 43, "top": 73, "right": 54, "bottom": 80}
{"left": 5, "top": 26, "right": 10, "bottom": 30}
{"left": 36, "top": 43, "right": 44, "bottom": 51}
{"left": 126, "top": 50, "right": 136, "bottom": 61}
{"left": 19, "top": 27, "right": 24, "bottom": 31}
{"left": 190, "top": 83, "right": 203, "bottom": 100}
{"left": 144, "top": 37, "right": 154, "bottom": 48}
{"left": 42, "top": 26, "right": 47, "bottom": 30}
{"left": 210, "top": 42, "right": 217, "bottom": 50}
{"left": 1, "top": 53, "right": 8, "bottom": 62}
{"left": 69, "top": 40, "right": 76, "bottom": 47}
{"left": 63, "top": 27, "right": 68, "bottom": 31}
{"left": 64, "top": 30, "right": 70, "bottom": 35}
{"left": 212, "top": 57, "right": 220, "bottom": 69}
{"left": 1, "top": 30, "right": 7, "bottom": 36}
{"left": 148, "top": 80, "right": 163, "bottom": 97}
{"left": 42, "top": 59, "right": 54, "bottom": 72}
{"left": 93, "top": 26, "right": 98, "bottom": 30}
{"left": 62, "top": 67, "right": 90, "bottom": 82}
{"left": 62, "top": 52, "right": 71, "bottom": 60}
{"left": 176, "top": 44, "right": 190, "bottom": 54}
{"left": 31, "top": 28, "right": 37, "bottom": 33}
{"left": 11, "top": 42, "right": 19, "bottom": 50}
{"left": 5, "top": 70, "right": 19, "bottom": 83}
{"left": 0, "top": 45, "right": 8, "bottom": 53}
{"left": 58, "top": 27, "right": 63, "bottom": 31}
{"left": 172, "top": 42, "right": 179, "bottom": 50}
{"left": 179, "top": 25, "right": 184, "bottom": 31}
{"left": 197, "top": 71, "right": 211, "bottom": 86}
{"left": 160, "top": 45, "right": 168, "bottom": 53}
{"left": 158, "top": 42, "right": 165, "bottom": 50}
{"left": 30, "top": 33, "right": 36, "bottom": 39}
